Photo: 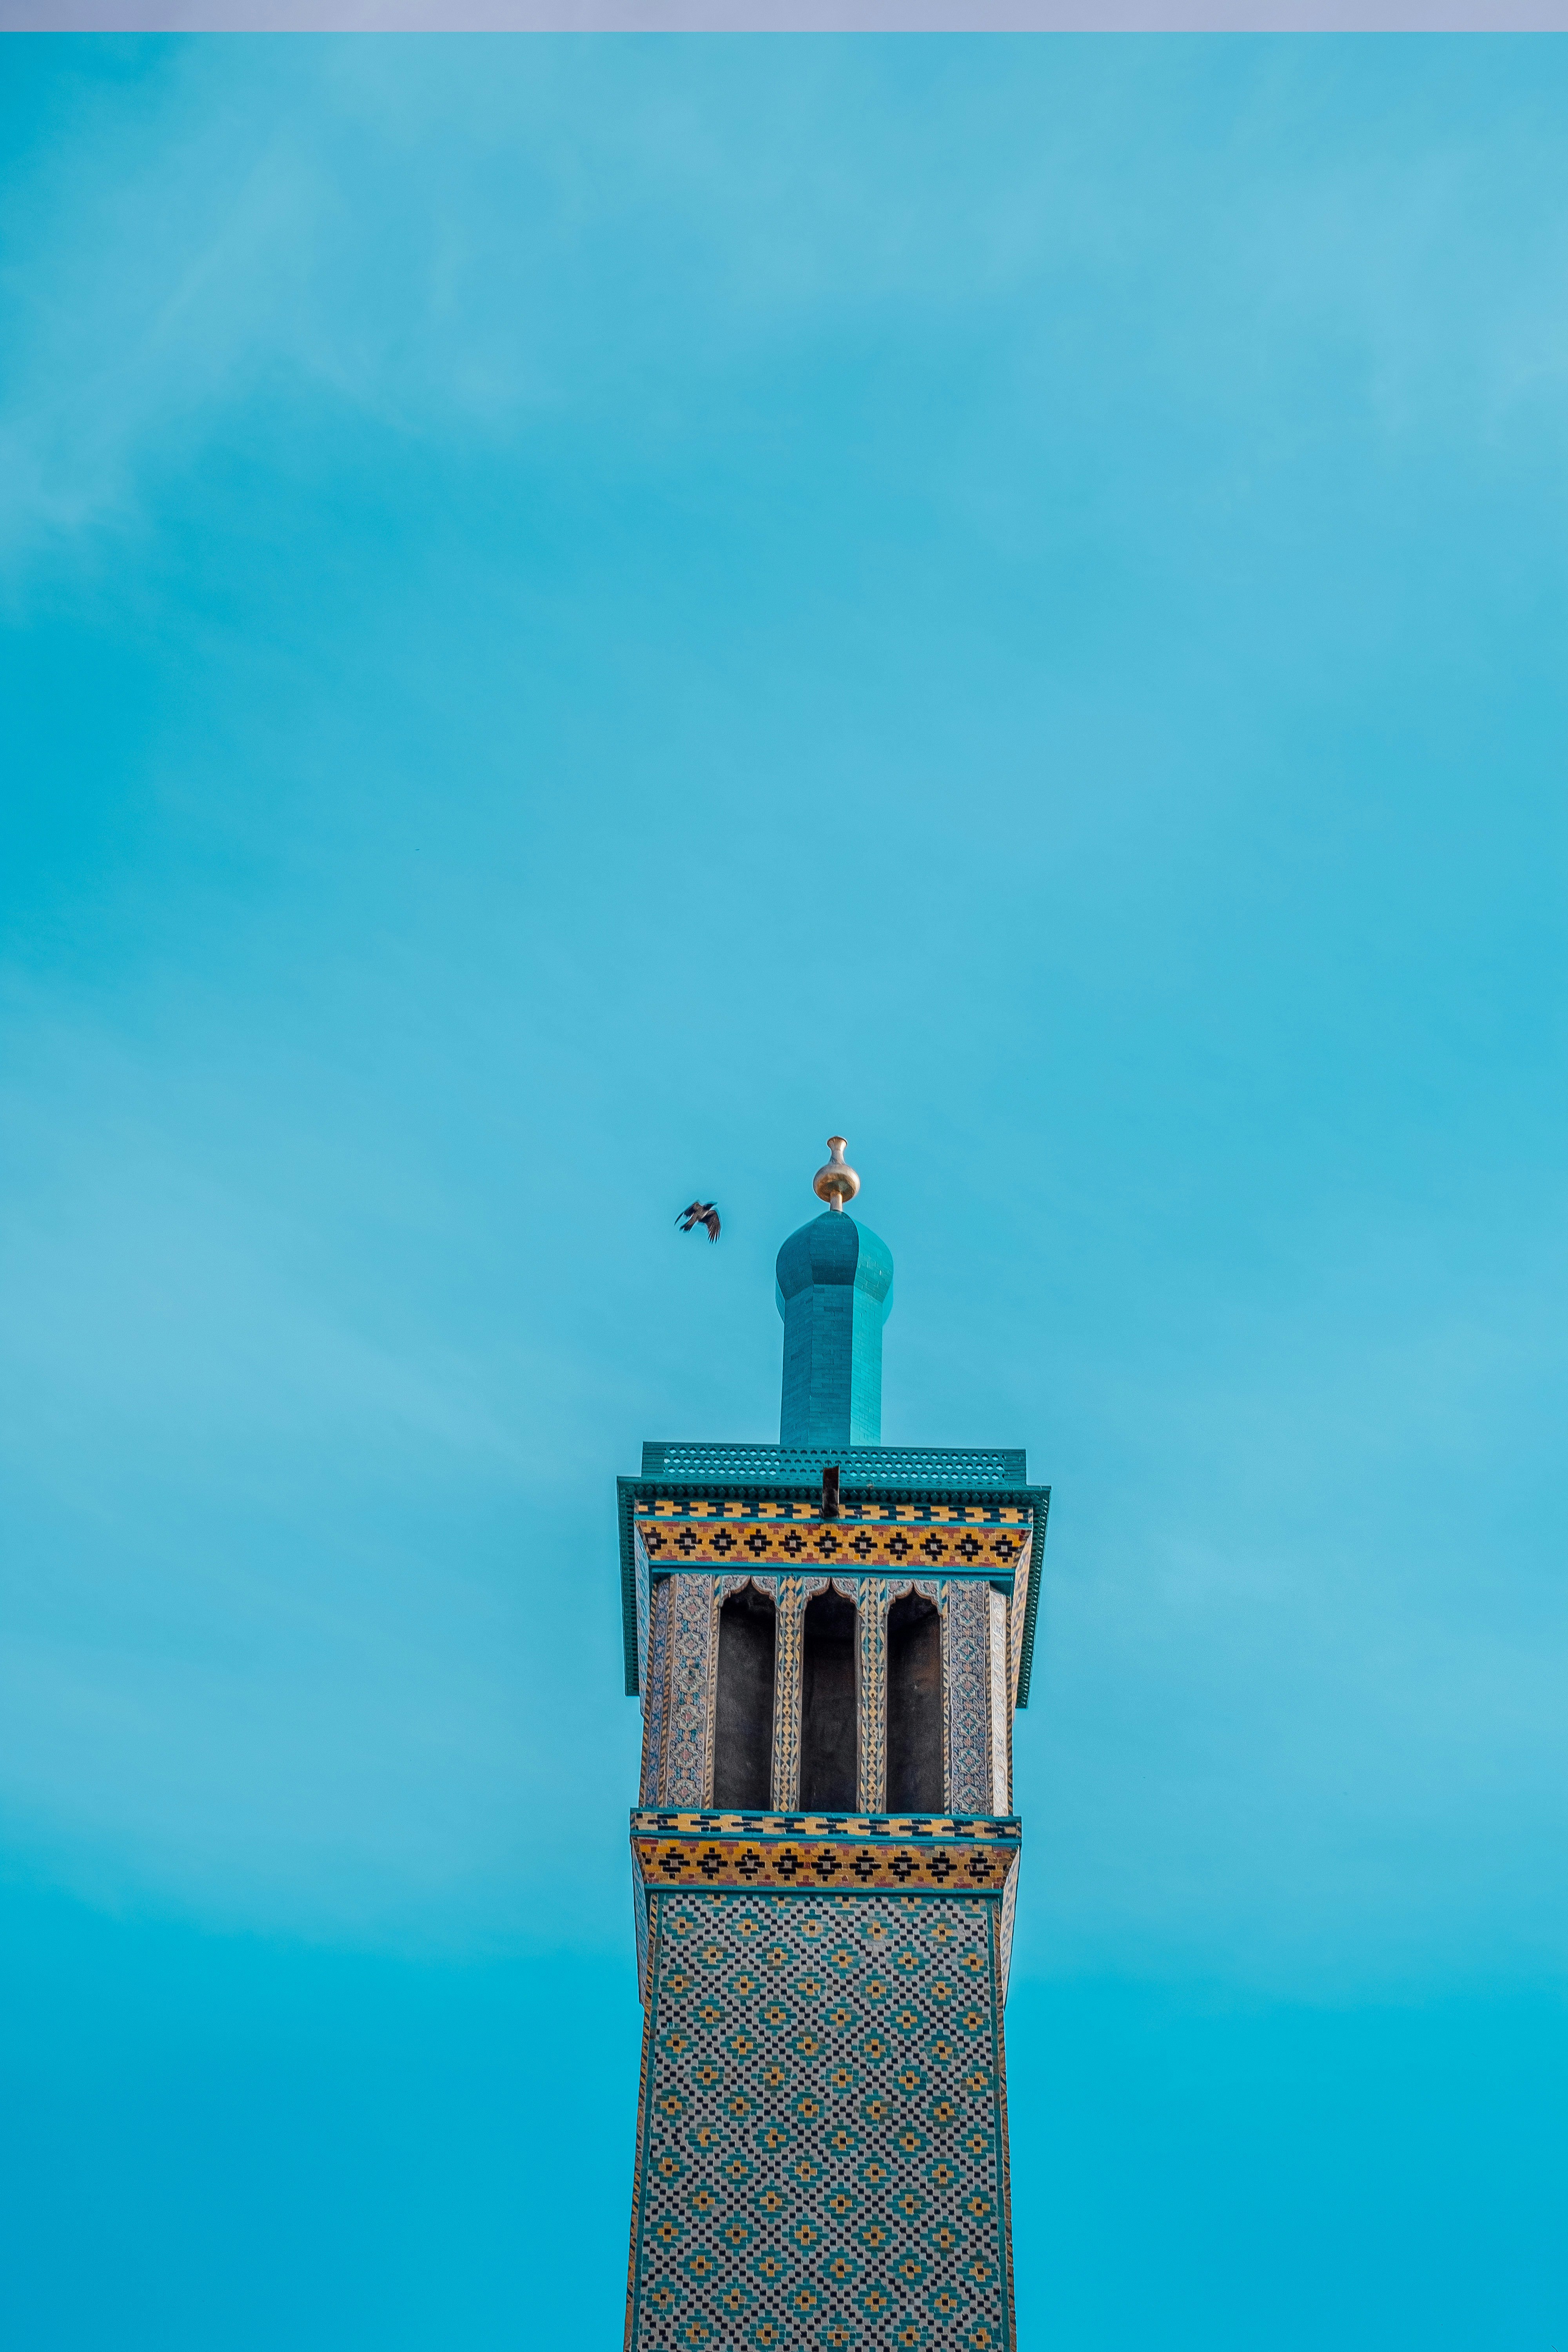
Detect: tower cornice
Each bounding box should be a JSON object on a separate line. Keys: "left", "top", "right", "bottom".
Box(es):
{"left": 617, "top": 1452, "right": 1049, "bottom": 1711}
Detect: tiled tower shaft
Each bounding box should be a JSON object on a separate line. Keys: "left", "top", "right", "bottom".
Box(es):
{"left": 620, "top": 1455, "right": 1047, "bottom": 2352}
{"left": 620, "top": 1164, "right": 1046, "bottom": 2352}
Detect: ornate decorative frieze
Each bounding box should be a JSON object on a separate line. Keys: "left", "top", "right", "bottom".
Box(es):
{"left": 637, "top": 1506, "right": 1030, "bottom": 1579}
{"left": 640, "top": 1497, "right": 1030, "bottom": 1525}
{"left": 631, "top": 1809, "right": 1021, "bottom": 1842}
{"left": 631, "top": 1809, "right": 1020, "bottom": 1901}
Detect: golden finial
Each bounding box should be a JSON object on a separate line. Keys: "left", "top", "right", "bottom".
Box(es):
{"left": 812, "top": 1136, "right": 860, "bottom": 1212}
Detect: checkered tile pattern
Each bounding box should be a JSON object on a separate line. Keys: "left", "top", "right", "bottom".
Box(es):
{"left": 626, "top": 1890, "right": 1012, "bottom": 2352}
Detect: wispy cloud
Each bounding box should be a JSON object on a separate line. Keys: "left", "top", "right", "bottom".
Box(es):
{"left": 2, "top": 40, "right": 1565, "bottom": 1983}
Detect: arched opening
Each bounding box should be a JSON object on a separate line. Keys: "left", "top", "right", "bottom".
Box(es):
{"left": 713, "top": 1587, "right": 777, "bottom": 1809}
{"left": 886, "top": 1593, "right": 943, "bottom": 1813}
{"left": 799, "top": 1590, "right": 858, "bottom": 1811}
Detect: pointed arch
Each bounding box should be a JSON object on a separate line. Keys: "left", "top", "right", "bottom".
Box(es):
{"left": 799, "top": 1588, "right": 859, "bottom": 1811}
{"left": 886, "top": 1590, "right": 943, "bottom": 1812}
{"left": 713, "top": 1583, "right": 777, "bottom": 1809}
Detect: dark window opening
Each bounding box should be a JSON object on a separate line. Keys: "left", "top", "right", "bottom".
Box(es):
{"left": 713, "top": 1588, "right": 777, "bottom": 1809}
{"left": 799, "top": 1591, "right": 858, "bottom": 1811}
{"left": 886, "top": 1593, "right": 943, "bottom": 1813}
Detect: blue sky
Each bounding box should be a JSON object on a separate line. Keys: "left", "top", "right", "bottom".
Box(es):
{"left": 2, "top": 34, "right": 1565, "bottom": 2350}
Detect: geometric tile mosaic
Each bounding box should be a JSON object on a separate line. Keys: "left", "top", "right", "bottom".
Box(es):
{"left": 637, "top": 1517, "right": 1031, "bottom": 1577}
{"left": 626, "top": 1888, "right": 1013, "bottom": 2352}
{"left": 631, "top": 1812, "right": 1021, "bottom": 1847}
{"left": 639, "top": 1501, "right": 1030, "bottom": 1525}
{"left": 632, "top": 1822, "right": 1017, "bottom": 1898}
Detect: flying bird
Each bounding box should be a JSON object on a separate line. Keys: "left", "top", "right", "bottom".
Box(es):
{"left": 677, "top": 1201, "right": 721, "bottom": 1243}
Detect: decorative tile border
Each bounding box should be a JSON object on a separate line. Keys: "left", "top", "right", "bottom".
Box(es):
{"left": 638, "top": 1513, "right": 1030, "bottom": 1577}
{"left": 628, "top": 1815, "right": 1024, "bottom": 2004}
{"left": 616, "top": 1470, "right": 1049, "bottom": 1703}
{"left": 641, "top": 1497, "right": 1030, "bottom": 1524}
{"left": 631, "top": 1808, "right": 1022, "bottom": 1842}
{"left": 632, "top": 1825, "right": 1018, "bottom": 1895}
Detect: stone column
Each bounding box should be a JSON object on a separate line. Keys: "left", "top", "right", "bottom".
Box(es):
{"left": 639, "top": 1575, "right": 673, "bottom": 1806}
{"left": 987, "top": 1584, "right": 1011, "bottom": 1815}
{"left": 943, "top": 1577, "right": 993, "bottom": 1814}
{"left": 663, "top": 1574, "right": 719, "bottom": 1808}
{"left": 857, "top": 1578, "right": 890, "bottom": 1812}
{"left": 769, "top": 1575, "right": 828, "bottom": 1808}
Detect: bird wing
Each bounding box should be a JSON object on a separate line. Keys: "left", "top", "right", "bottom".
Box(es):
{"left": 676, "top": 1202, "right": 702, "bottom": 1227}
{"left": 703, "top": 1209, "right": 721, "bottom": 1242}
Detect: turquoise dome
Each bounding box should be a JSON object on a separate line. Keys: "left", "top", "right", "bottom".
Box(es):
{"left": 775, "top": 1210, "right": 894, "bottom": 1449}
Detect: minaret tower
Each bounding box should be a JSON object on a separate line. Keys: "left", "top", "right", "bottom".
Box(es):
{"left": 621, "top": 1142, "right": 1048, "bottom": 2352}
